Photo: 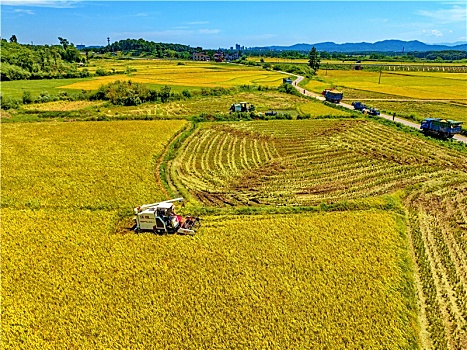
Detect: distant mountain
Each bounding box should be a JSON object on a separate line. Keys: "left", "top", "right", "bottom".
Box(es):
{"left": 253, "top": 40, "right": 467, "bottom": 52}
{"left": 437, "top": 41, "right": 467, "bottom": 47}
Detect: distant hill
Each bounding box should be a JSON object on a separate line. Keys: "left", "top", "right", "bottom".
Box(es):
{"left": 253, "top": 40, "right": 467, "bottom": 52}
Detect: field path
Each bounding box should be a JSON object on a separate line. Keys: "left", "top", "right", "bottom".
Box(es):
{"left": 288, "top": 74, "right": 467, "bottom": 144}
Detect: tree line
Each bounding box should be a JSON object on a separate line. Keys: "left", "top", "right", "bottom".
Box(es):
{"left": 1, "top": 36, "right": 86, "bottom": 81}
{"left": 95, "top": 38, "right": 200, "bottom": 59}
{"left": 242, "top": 49, "right": 467, "bottom": 63}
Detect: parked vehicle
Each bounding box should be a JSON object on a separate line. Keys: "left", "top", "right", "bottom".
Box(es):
{"left": 420, "top": 118, "right": 463, "bottom": 139}
{"left": 352, "top": 101, "right": 367, "bottom": 111}
{"left": 366, "top": 107, "right": 380, "bottom": 116}
{"left": 322, "top": 89, "right": 343, "bottom": 103}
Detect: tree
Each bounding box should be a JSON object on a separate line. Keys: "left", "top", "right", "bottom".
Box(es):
{"left": 308, "top": 46, "right": 320, "bottom": 72}
{"left": 159, "top": 85, "right": 171, "bottom": 103}
{"left": 9, "top": 35, "right": 17, "bottom": 43}
{"left": 58, "top": 37, "right": 69, "bottom": 50}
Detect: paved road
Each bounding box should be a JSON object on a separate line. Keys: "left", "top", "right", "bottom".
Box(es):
{"left": 289, "top": 74, "right": 467, "bottom": 144}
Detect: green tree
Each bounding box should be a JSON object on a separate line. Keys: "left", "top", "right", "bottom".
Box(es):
{"left": 160, "top": 85, "right": 171, "bottom": 103}
{"left": 58, "top": 37, "right": 69, "bottom": 50}
{"left": 308, "top": 46, "right": 320, "bottom": 72}
{"left": 9, "top": 35, "right": 17, "bottom": 43}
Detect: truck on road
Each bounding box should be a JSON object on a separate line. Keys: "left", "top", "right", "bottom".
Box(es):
{"left": 322, "top": 89, "right": 343, "bottom": 103}
{"left": 420, "top": 118, "right": 463, "bottom": 139}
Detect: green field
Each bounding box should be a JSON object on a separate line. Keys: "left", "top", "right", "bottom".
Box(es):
{"left": 0, "top": 78, "right": 90, "bottom": 99}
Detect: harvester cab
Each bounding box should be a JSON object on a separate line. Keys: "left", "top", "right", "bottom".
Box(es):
{"left": 133, "top": 198, "right": 200, "bottom": 235}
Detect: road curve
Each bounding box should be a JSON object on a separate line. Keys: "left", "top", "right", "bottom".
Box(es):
{"left": 287, "top": 74, "right": 467, "bottom": 145}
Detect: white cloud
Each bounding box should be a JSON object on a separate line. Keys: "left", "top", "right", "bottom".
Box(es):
{"left": 13, "top": 8, "right": 35, "bottom": 14}
{"left": 198, "top": 29, "right": 220, "bottom": 35}
{"left": 186, "top": 21, "right": 209, "bottom": 25}
{"left": 1, "top": 0, "right": 80, "bottom": 8}
{"left": 431, "top": 30, "right": 443, "bottom": 37}
{"left": 417, "top": 5, "right": 466, "bottom": 23}
{"left": 135, "top": 13, "right": 148, "bottom": 17}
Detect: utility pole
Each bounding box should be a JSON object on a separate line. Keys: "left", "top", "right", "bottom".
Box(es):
{"left": 378, "top": 67, "right": 382, "bottom": 84}
{"left": 107, "top": 37, "right": 110, "bottom": 46}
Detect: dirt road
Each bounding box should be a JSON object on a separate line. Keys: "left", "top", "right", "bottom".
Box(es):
{"left": 289, "top": 74, "right": 467, "bottom": 144}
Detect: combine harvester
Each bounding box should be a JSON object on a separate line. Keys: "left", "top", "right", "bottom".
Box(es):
{"left": 133, "top": 198, "right": 200, "bottom": 235}
{"left": 420, "top": 118, "right": 463, "bottom": 139}
{"left": 229, "top": 102, "right": 255, "bottom": 113}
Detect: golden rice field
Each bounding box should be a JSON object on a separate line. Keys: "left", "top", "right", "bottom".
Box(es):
{"left": 305, "top": 70, "right": 467, "bottom": 100}
{"left": 2, "top": 58, "right": 467, "bottom": 349}
{"left": 1, "top": 119, "right": 423, "bottom": 349}
{"left": 99, "top": 91, "right": 351, "bottom": 119}
{"left": 1, "top": 120, "right": 187, "bottom": 210}
{"left": 168, "top": 118, "right": 467, "bottom": 349}
{"left": 63, "top": 60, "right": 286, "bottom": 90}
{"left": 405, "top": 178, "right": 467, "bottom": 350}
{"left": 366, "top": 100, "right": 467, "bottom": 124}
{"left": 250, "top": 57, "right": 467, "bottom": 67}
{"left": 1, "top": 207, "right": 418, "bottom": 349}
{"left": 21, "top": 100, "right": 102, "bottom": 112}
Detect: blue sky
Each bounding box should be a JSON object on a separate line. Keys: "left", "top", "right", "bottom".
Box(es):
{"left": 1, "top": 1, "right": 466, "bottom": 48}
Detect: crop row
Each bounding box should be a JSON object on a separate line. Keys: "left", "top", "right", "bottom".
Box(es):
{"left": 170, "top": 119, "right": 467, "bottom": 206}
{"left": 406, "top": 178, "right": 467, "bottom": 349}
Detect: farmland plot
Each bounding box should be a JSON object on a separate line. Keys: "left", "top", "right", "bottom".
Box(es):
{"left": 1, "top": 208, "right": 419, "bottom": 349}
{"left": 308, "top": 70, "right": 467, "bottom": 100}
{"left": 171, "top": 119, "right": 467, "bottom": 206}
{"left": 170, "top": 117, "right": 467, "bottom": 349}
{"left": 1, "top": 120, "right": 187, "bottom": 210}
{"left": 92, "top": 91, "right": 330, "bottom": 119}
{"left": 405, "top": 179, "right": 467, "bottom": 350}
{"left": 64, "top": 60, "right": 287, "bottom": 91}
{"left": 1, "top": 118, "right": 421, "bottom": 349}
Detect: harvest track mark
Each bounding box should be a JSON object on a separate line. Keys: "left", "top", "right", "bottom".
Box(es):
{"left": 406, "top": 178, "right": 467, "bottom": 350}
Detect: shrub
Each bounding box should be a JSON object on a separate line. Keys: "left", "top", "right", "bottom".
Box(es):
{"left": 95, "top": 68, "right": 107, "bottom": 76}
{"left": 278, "top": 83, "right": 302, "bottom": 97}
{"left": 1, "top": 95, "right": 21, "bottom": 110}
{"left": 0, "top": 62, "right": 31, "bottom": 81}
{"left": 92, "top": 80, "right": 153, "bottom": 106}
{"left": 38, "top": 91, "right": 51, "bottom": 103}
{"left": 22, "top": 91, "right": 33, "bottom": 104}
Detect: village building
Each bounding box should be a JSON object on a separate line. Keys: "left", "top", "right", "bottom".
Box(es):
{"left": 192, "top": 52, "right": 210, "bottom": 61}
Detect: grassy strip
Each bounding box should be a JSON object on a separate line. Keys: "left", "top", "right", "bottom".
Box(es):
{"left": 185, "top": 193, "right": 405, "bottom": 217}
{"left": 408, "top": 210, "right": 449, "bottom": 350}
{"left": 159, "top": 121, "right": 197, "bottom": 198}
{"left": 394, "top": 213, "right": 421, "bottom": 350}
